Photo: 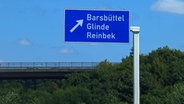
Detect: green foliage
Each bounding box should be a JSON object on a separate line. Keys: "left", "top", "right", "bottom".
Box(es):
{"left": 140, "top": 46, "right": 184, "bottom": 104}
{"left": 0, "top": 88, "right": 22, "bottom": 104}
{"left": 0, "top": 46, "right": 184, "bottom": 104}
{"left": 141, "top": 83, "right": 184, "bottom": 104}
{"left": 52, "top": 87, "right": 92, "bottom": 104}
{"left": 23, "top": 90, "right": 53, "bottom": 104}
{"left": 64, "top": 60, "right": 126, "bottom": 104}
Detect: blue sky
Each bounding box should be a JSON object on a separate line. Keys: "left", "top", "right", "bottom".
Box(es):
{"left": 0, "top": 0, "right": 184, "bottom": 62}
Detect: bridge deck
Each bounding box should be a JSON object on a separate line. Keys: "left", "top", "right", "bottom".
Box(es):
{"left": 0, "top": 62, "right": 98, "bottom": 79}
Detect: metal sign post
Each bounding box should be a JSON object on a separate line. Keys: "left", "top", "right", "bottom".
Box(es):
{"left": 130, "top": 26, "right": 140, "bottom": 104}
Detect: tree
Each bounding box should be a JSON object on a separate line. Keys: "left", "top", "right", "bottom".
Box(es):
{"left": 52, "top": 87, "right": 92, "bottom": 104}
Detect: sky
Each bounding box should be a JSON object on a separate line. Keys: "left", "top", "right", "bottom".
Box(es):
{"left": 0, "top": 0, "right": 184, "bottom": 62}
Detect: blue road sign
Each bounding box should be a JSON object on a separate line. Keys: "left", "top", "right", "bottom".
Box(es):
{"left": 65, "top": 9, "right": 129, "bottom": 43}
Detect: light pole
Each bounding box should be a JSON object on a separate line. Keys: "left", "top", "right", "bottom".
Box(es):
{"left": 130, "top": 26, "right": 140, "bottom": 104}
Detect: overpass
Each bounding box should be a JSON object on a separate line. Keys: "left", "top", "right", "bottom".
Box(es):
{"left": 0, "top": 62, "right": 98, "bottom": 79}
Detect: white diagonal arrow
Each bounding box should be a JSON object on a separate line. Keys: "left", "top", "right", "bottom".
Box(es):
{"left": 70, "top": 19, "right": 83, "bottom": 33}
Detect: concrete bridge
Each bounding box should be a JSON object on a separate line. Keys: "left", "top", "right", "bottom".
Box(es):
{"left": 0, "top": 62, "right": 98, "bottom": 79}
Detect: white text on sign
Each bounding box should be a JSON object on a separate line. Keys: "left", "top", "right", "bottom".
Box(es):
{"left": 86, "top": 13, "right": 125, "bottom": 40}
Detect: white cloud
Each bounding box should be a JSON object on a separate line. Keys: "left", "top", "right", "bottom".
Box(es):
{"left": 60, "top": 48, "right": 74, "bottom": 54}
{"left": 18, "top": 38, "right": 31, "bottom": 46}
{"left": 151, "top": 0, "right": 184, "bottom": 14}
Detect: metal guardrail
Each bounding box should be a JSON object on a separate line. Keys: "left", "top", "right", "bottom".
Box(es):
{"left": 0, "top": 62, "right": 99, "bottom": 70}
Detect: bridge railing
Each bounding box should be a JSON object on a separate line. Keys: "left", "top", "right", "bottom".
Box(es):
{"left": 0, "top": 62, "right": 99, "bottom": 70}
